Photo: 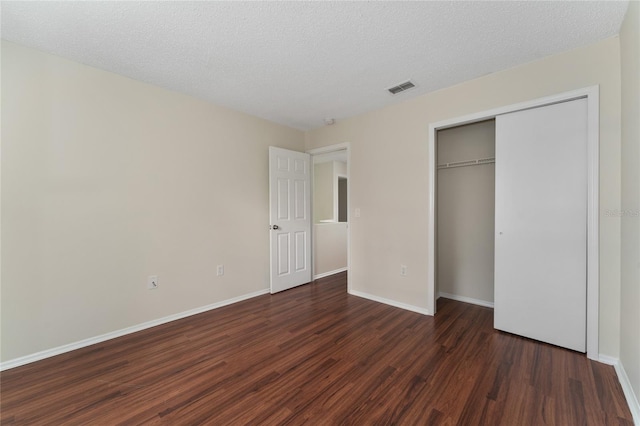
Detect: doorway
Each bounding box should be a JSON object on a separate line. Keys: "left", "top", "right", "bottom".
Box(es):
{"left": 308, "top": 143, "right": 351, "bottom": 290}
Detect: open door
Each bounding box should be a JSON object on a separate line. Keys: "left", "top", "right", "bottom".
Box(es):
{"left": 269, "top": 147, "right": 312, "bottom": 293}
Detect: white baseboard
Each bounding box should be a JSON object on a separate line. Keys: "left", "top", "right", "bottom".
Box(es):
{"left": 0, "top": 288, "right": 270, "bottom": 371}
{"left": 438, "top": 292, "right": 494, "bottom": 308}
{"left": 314, "top": 267, "right": 348, "bottom": 280}
{"left": 349, "top": 289, "right": 432, "bottom": 316}
{"left": 616, "top": 359, "right": 640, "bottom": 425}
{"left": 598, "top": 354, "right": 619, "bottom": 365}
{"left": 597, "top": 355, "right": 640, "bottom": 425}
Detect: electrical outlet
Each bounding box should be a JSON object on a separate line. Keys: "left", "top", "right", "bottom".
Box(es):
{"left": 400, "top": 265, "right": 408, "bottom": 276}
{"left": 216, "top": 265, "right": 224, "bottom": 276}
{"left": 147, "top": 275, "right": 158, "bottom": 289}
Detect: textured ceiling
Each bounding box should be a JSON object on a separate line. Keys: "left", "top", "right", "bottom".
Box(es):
{"left": 1, "top": 1, "right": 629, "bottom": 130}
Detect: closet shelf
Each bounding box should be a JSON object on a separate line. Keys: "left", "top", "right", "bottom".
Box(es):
{"left": 437, "top": 157, "right": 495, "bottom": 170}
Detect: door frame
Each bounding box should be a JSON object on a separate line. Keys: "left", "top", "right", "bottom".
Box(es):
{"left": 427, "top": 86, "right": 600, "bottom": 360}
{"left": 307, "top": 142, "right": 351, "bottom": 293}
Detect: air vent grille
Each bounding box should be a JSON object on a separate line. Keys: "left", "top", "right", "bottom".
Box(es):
{"left": 388, "top": 80, "right": 416, "bottom": 95}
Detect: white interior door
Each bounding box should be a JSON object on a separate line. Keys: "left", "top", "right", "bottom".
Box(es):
{"left": 494, "top": 98, "right": 587, "bottom": 352}
{"left": 269, "top": 147, "right": 312, "bottom": 293}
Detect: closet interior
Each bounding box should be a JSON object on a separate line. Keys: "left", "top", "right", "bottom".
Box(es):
{"left": 436, "top": 119, "right": 496, "bottom": 307}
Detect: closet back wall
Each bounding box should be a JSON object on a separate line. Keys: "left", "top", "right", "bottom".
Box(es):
{"left": 437, "top": 120, "right": 496, "bottom": 305}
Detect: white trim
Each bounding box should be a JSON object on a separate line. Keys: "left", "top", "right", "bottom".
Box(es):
{"left": 349, "top": 289, "right": 431, "bottom": 316}
{"left": 307, "top": 143, "right": 350, "bottom": 156}
{"left": 596, "top": 356, "right": 640, "bottom": 425}
{"left": 585, "top": 88, "right": 600, "bottom": 360}
{"left": 616, "top": 360, "right": 640, "bottom": 425}
{"left": 598, "top": 354, "right": 619, "bottom": 366}
{"left": 314, "top": 267, "right": 348, "bottom": 280}
{"left": 438, "top": 292, "right": 494, "bottom": 308}
{"left": 427, "top": 86, "right": 600, "bottom": 360}
{"left": 428, "top": 119, "right": 436, "bottom": 317}
{"left": 0, "top": 288, "right": 269, "bottom": 371}
{"left": 308, "top": 143, "right": 351, "bottom": 294}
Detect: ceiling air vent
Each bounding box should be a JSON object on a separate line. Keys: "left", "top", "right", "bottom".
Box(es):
{"left": 387, "top": 80, "right": 416, "bottom": 95}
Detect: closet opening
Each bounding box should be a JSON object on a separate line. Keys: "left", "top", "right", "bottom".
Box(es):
{"left": 435, "top": 119, "right": 496, "bottom": 309}
{"left": 428, "top": 87, "right": 599, "bottom": 359}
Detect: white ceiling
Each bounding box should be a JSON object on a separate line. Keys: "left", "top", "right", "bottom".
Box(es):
{"left": 1, "top": 1, "right": 629, "bottom": 130}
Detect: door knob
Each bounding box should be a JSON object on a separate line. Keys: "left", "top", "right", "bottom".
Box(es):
{"left": 272, "top": 225, "right": 279, "bottom": 230}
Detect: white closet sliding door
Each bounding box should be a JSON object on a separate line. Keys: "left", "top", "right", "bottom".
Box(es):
{"left": 494, "top": 98, "right": 588, "bottom": 352}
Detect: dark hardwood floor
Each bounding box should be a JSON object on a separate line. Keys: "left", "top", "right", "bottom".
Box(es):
{"left": 1, "top": 272, "right": 633, "bottom": 425}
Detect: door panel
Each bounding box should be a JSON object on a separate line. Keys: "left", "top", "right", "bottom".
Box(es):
{"left": 277, "top": 234, "right": 290, "bottom": 275}
{"left": 270, "top": 147, "right": 311, "bottom": 293}
{"left": 494, "top": 99, "right": 587, "bottom": 352}
{"left": 294, "top": 180, "right": 306, "bottom": 219}
{"left": 277, "top": 179, "right": 289, "bottom": 220}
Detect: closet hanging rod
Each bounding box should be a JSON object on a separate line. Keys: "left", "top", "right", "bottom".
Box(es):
{"left": 437, "top": 157, "right": 495, "bottom": 170}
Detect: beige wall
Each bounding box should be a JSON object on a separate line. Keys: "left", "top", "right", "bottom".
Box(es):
{"left": 0, "top": 41, "right": 305, "bottom": 362}
{"left": 313, "top": 223, "right": 348, "bottom": 276}
{"left": 313, "top": 162, "right": 334, "bottom": 222}
{"left": 306, "top": 37, "right": 622, "bottom": 358}
{"left": 620, "top": 0, "right": 640, "bottom": 409}
{"left": 437, "top": 120, "right": 495, "bottom": 303}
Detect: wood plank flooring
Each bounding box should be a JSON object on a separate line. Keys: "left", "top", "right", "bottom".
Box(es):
{"left": 1, "top": 272, "right": 633, "bottom": 425}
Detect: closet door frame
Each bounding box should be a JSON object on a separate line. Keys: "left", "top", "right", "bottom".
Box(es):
{"left": 427, "top": 86, "right": 600, "bottom": 360}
